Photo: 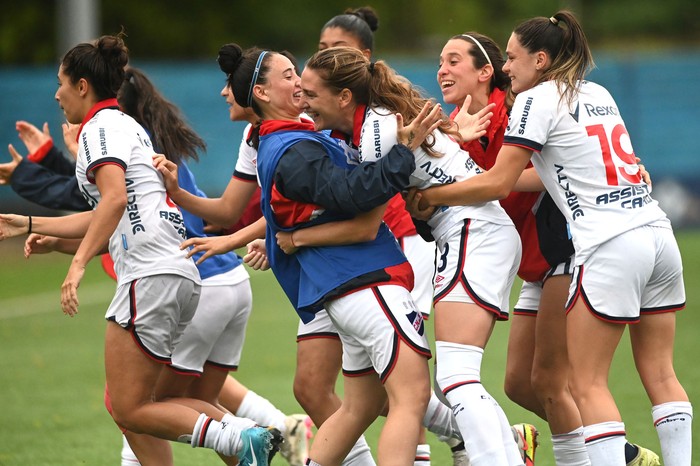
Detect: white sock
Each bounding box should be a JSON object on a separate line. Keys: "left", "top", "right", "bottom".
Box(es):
{"left": 653, "top": 401, "right": 693, "bottom": 465}
{"left": 552, "top": 426, "right": 590, "bottom": 466}
{"left": 423, "top": 392, "right": 462, "bottom": 441}
{"left": 121, "top": 435, "right": 141, "bottom": 465}
{"left": 492, "top": 402, "right": 524, "bottom": 464}
{"left": 415, "top": 443, "right": 430, "bottom": 466}
{"left": 306, "top": 460, "right": 323, "bottom": 466}
{"left": 235, "top": 390, "right": 287, "bottom": 432}
{"left": 436, "top": 341, "right": 508, "bottom": 466}
{"left": 190, "top": 413, "right": 256, "bottom": 456}
{"left": 342, "top": 435, "right": 376, "bottom": 465}
{"left": 583, "top": 421, "right": 626, "bottom": 466}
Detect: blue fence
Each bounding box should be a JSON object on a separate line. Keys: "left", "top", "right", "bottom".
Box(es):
{"left": 1, "top": 52, "right": 699, "bottom": 222}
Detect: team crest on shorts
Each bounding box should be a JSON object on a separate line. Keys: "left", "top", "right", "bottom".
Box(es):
{"left": 406, "top": 310, "right": 425, "bottom": 336}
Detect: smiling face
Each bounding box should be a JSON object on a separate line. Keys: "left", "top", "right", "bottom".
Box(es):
{"left": 55, "top": 66, "right": 86, "bottom": 124}
{"left": 437, "top": 39, "right": 487, "bottom": 107}
{"left": 503, "top": 33, "right": 543, "bottom": 94}
{"left": 299, "top": 67, "right": 352, "bottom": 132}
{"left": 221, "top": 83, "right": 256, "bottom": 123}
{"left": 253, "top": 53, "right": 302, "bottom": 120}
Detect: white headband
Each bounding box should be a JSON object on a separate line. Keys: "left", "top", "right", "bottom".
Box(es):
{"left": 460, "top": 34, "right": 492, "bottom": 67}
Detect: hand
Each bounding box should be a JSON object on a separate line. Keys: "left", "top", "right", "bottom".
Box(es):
{"left": 61, "top": 262, "right": 85, "bottom": 317}
{"left": 636, "top": 156, "right": 652, "bottom": 187}
{"left": 0, "top": 144, "right": 23, "bottom": 185}
{"left": 243, "top": 239, "right": 269, "bottom": 270}
{"left": 0, "top": 214, "right": 30, "bottom": 240}
{"left": 180, "top": 235, "right": 236, "bottom": 265}
{"left": 275, "top": 231, "right": 298, "bottom": 254}
{"left": 396, "top": 102, "right": 444, "bottom": 151}
{"left": 152, "top": 154, "right": 181, "bottom": 195}
{"left": 24, "top": 234, "right": 57, "bottom": 258}
{"left": 16, "top": 121, "right": 51, "bottom": 154}
{"left": 62, "top": 122, "right": 80, "bottom": 158}
{"left": 403, "top": 188, "right": 435, "bottom": 220}
{"left": 453, "top": 95, "right": 495, "bottom": 142}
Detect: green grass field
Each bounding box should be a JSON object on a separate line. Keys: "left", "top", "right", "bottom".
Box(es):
{"left": 0, "top": 231, "right": 698, "bottom": 465}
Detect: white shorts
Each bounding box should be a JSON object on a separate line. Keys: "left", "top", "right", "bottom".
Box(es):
{"left": 433, "top": 219, "right": 521, "bottom": 320}
{"left": 296, "top": 309, "right": 339, "bottom": 341}
{"left": 401, "top": 233, "right": 436, "bottom": 317}
{"left": 513, "top": 256, "right": 574, "bottom": 316}
{"left": 170, "top": 273, "right": 253, "bottom": 374}
{"left": 566, "top": 225, "right": 686, "bottom": 323}
{"left": 325, "top": 285, "right": 431, "bottom": 382}
{"left": 106, "top": 274, "right": 201, "bottom": 362}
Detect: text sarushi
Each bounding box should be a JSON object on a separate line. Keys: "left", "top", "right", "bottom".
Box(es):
{"left": 596, "top": 185, "right": 652, "bottom": 209}
{"left": 159, "top": 211, "right": 186, "bottom": 238}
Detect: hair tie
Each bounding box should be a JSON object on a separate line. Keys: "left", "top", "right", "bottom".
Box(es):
{"left": 549, "top": 16, "right": 559, "bottom": 25}
{"left": 460, "top": 34, "right": 492, "bottom": 66}
{"left": 368, "top": 62, "right": 375, "bottom": 74}
{"left": 246, "top": 50, "right": 269, "bottom": 108}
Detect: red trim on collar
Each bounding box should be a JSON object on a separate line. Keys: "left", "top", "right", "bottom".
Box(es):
{"left": 259, "top": 118, "right": 315, "bottom": 136}
{"left": 76, "top": 98, "right": 120, "bottom": 142}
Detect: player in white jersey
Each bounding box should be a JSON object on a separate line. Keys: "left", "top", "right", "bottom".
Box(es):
{"left": 0, "top": 35, "right": 282, "bottom": 465}
{"left": 298, "top": 46, "right": 525, "bottom": 466}
{"left": 415, "top": 11, "right": 691, "bottom": 466}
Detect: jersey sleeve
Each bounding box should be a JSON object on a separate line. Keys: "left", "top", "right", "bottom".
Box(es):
{"left": 503, "top": 87, "right": 556, "bottom": 153}
{"left": 358, "top": 109, "right": 399, "bottom": 163}
{"left": 233, "top": 123, "right": 258, "bottom": 182}
{"left": 81, "top": 123, "right": 129, "bottom": 183}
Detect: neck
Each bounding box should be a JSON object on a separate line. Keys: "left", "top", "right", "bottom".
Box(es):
{"left": 467, "top": 86, "right": 491, "bottom": 113}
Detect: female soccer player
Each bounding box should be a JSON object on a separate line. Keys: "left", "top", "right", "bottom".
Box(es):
{"left": 0, "top": 35, "right": 281, "bottom": 466}
{"left": 298, "top": 46, "right": 526, "bottom": 466}
{"left": 414, "top": 11, "right": 692, "bottom": 466}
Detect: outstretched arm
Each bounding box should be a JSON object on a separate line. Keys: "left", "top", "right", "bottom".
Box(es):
{"left": 419, "top": 145, "right": 533, "bottom": 208}
{"left": 180, "top": 215, "right": 267, "bottom": 264}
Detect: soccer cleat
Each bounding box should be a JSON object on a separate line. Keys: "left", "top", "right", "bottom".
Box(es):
{"left": 237, "top": 426, "right": 284, "bottom": 466}
{"left": 512, "top": 423, "right": 538, "bottom": 466}
{"left": 279, "top": 414, "right": 314, "bottom": 466}
{"left": 626, "top": 444, "right": 661, "bottom": 466}
{"left": 447, "top": 439, "right": 471, "bottom": 466}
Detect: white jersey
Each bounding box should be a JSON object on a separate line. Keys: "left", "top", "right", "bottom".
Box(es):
{"left": 74, "top": 108, "right": 200, "bottom": 286}
{"left": 357, "top": 106, "right": 512, "bottom": 242}
{"left": 233, "top": 123, "right": 260, "bottom": 185}
{"left": 504, "top": 80, "right": 669, "bottom": 264}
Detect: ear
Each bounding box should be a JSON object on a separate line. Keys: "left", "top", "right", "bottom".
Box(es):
{"left": 361, "top": 49, "right": 372, "bottom": 60}
{"left": 535, "top": 51, "right": 549, "bottom": 71}
{"left": 77, "top": 78, "right": 89, "bottom": 97}
{"left": 478, "top": 63, "right": 494, "bottom": 83}
{"left": 338, "top": 88, "right": 353, "bottom": 108}
{"left": 252, "top": 84, "right": 269, "bottom": 104}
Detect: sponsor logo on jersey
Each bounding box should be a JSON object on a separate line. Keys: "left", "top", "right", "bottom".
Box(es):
{"left": 595, "top": 185, "right": 652, "bottom": 209}
{"left": 373, "top": 119, "right": 382, "bottom": 159}
{"left": 583, "top": 103, "right": 619, "bottom": 117}
{"left": 125, "top": 178, "right": 146, "bottom": 234}
{"left": 419, "top": 160, "right": 456, "bottom": 184}
{"left": 555, "top": 164, "right": 585, "bottom": 220}
{"left": 82, "top": 133, "right": 91, "bottom": 163}
{"left": 517, "top": 96, "right": 534, "bottom": 135}
{"left": 99, "top": 127, "right": 108, "bottom": 156}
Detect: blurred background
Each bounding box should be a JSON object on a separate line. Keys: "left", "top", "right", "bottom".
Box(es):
{"left": 1, "top": 0, "right": 699, "bottom": 226}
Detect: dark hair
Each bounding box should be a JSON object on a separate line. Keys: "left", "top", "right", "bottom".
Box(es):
{"left": 306, "top": 46, "right": 457, "bottom": 156}
{"left": 118, "top": 67, "right": 205, "bottom": 165}
{"left": 61, "top": 34, "right": 129, "bottom": 101}
{"left": 513, "top": 10, "right": 594, "bottom": 104}
{"left": 218, "top": 43, "right": 272, "bottom": 117}
{"left": 451, "top": 32, "right": 509, "bottom": 92}
{"left": 321, "top": 6, "right": 379, "bottom": 52}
